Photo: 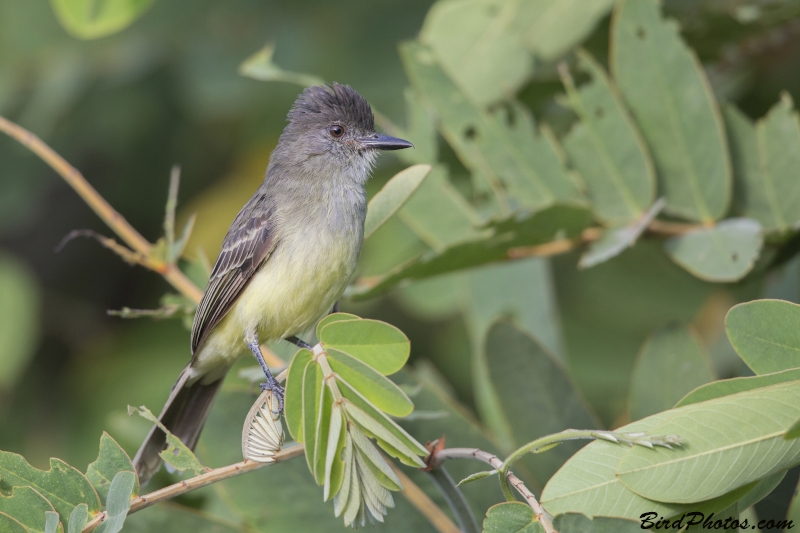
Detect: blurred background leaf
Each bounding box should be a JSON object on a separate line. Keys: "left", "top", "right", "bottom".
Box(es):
{"left": 612, "top": 0, "right": 731, "bottom": 223}
{"left": 628, "top": 323, "right": 715, "bottom": 421}
{"left": 0, "top": 253, "right": 40, "bottom": 391}
{"left": 50, "top": 0, "right": 156, "bottom": 40}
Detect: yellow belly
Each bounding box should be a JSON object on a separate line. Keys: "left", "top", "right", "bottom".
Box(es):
{"left": 190, "top": 231, "right": 358, "bottom": 381}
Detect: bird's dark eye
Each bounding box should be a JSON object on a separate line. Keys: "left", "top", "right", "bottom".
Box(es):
{"left": 329, "top": 124, "right": 345, "bottom": 138}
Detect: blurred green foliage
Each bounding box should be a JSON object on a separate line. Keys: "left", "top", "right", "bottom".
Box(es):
{"left": 4, "top": 0, "right": 800, "bottom": 531}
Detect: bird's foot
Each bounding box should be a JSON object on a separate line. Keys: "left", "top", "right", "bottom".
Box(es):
{"left": 260, "top": 378, "right": 285, "bottom": 414}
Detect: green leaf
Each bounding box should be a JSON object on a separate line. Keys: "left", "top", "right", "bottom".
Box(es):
{"left": 0, "top": 254, "right": 40, "bottom": 390}
{"left": 238, "top": 44, "right": 324, "bottom": 87}
{"left": 0, "top": 513, "right": 28, "bottom": 533}
{"left": 456, "top": 470, "right": 496, "bottom": 487}
{"left": 95, "top": 471, "right": 136, "bottom": 533}
{"left": 353, "top": 453, "right": 390, "bottom": 524}
{"left": 419, "top": 0, "right": 533, "bottom": 106}
{"left": 327, "top": 348, "right": 413, "bottom": 417}
{"left": 352, "top": 440, "right": 394, "bottom": 525}
{"left": 735, "top": 471, "right": 786, "bottom": 511}
{"left": 467, "top": 256, "right": 564, "bottom": 360}
{"left": 323, "top": 404, "right": 346, "bottom": 501}
{"left": 318, "top": 319, "right": 410, "bottom": 376}
{"left": 377, "top": 88, "right": 438, "bottom": 167}
{"left": 561, "top": 50, "right": 655, "bottom": 223}
{"left": 482, "top": 502, "right": 544, "bottom": 533}
{"left": 49, "top": 0, "right": 156, "bottom": 39}
{"left": 358, "top": 214, "right": 430, "bottom": 279}
{"left": 611, "top": 0, "right": 731, "bottom": 222}
{"left": 786, "top": 416, "right": 800, "bottom": 439}
{"left": 464, "top": 256, "right": 567, "bottom": 450}
{"left": 67, "top": 504, "right": 88, "bottom": 533}
{"left": 0, "top": 486, "right": 57, "bottom": 533}
{"left": 0, "top": 452, "right": 100, "bottom": 520}
{"left": 302, "top": 360, "right": 323, "bottom": 475}
{"left": 516, "top": 0, "right": 615, "bottom": 61}
{"left": 343, "top": 400, "right": 424, "bottom": 467}
{"left": 338, "top": 380, "right": 427, "bottom": 467}
{"left": 553, "top": 513, "right": 643, "bottom": 533}
{"left": 397, "top": 166, "right": 483, "bottom": 251}
{"left": 484, "top": 320, "right": 598, "bottom": 483}
{"left": 342, "top": 440, "right": 363, "bottom": 528}
{"left": 725, "top": 96, "right": 800, "bottom": 233}
{"left": 316, "top": 313, "right": 360, "bottom": 337}
{"left": 664, "top": 218, "right": 763, "bottom": 282}
{"left": 313, "top": 384, "right": 335, "bottom": 484}
{"left": 86, "top": 432, "right": 139, "bottom": 503}
{"left": 364, "top": 164, "right": 432, "bottom": 240}
{"left": 725, "top": 299, "right": 800, "bottom": 374}
{"left": 284, "top": 348, "right": 313, "bottom": 441}
{"left": 685, "top": 503, "right": 737, "bottom": 532}
{"left": 127, "top": 406, "right": 205, "bottom": 475}
{"left": 675, "top": 368, "right": 800, "bottom": 407}
{"left": 788, "top": 476, "right": 800, "bottom": 529}
{"left": 352, "top": 203, "right": 593, "bottom": 299}
{"left": 578, "top": 198, "right": 666, "bottom": 269}
{"left": 400, "top": 40, "right": 581, "bottom": 212}
{"left": 616, "top": 380, "right": 800, "bottom": 503}
{"left": 419, "top": 0, "right": 614, "bottom": 106}
{"left": 540, "top": 409, "right": 754, "bottom": 519}
{"left": 629, "top": 324, "right": 715, "bottom": 420}
{"left": 350, "top": 427, "right": 402, "bottom": 492}
{"left": 334, "top": 432, "right": 356, "bottom": 519}
{"left": 395, "top": 273, "right": 466, "bottom": 320}
{"left": 45, "top": 511, "right": 59, "bottom": 533}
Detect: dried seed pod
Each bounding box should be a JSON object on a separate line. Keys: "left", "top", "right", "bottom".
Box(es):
{"left": 242, "top": 389, "right": 284, "bottom": 462}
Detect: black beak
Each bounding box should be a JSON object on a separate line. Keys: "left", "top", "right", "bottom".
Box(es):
{"left": 361, "top": 134, "right": 414, "bottom": 151}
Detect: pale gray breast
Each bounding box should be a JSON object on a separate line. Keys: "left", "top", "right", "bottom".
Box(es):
{"left": 274, "top": 174, "right": 367, "bottom": 273}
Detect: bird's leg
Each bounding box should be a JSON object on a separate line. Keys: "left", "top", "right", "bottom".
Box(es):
{"left": 330, "top": 301, "right": 340, "bottom": 314}
{"left": 246, "top": 332, "right": 284, "bottom": 413}
{"left": 285, "top": 336, "right": 313, "bottom": 350}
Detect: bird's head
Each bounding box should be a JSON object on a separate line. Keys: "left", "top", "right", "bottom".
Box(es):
{"left": 275, "top": 83, "right": 412, "bottom": 183}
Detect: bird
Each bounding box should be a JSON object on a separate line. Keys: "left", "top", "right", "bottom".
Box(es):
{"left": 133, "top": 83, "right": 413, "bottom": 484}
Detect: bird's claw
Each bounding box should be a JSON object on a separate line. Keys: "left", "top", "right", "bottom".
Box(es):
{"left": 260, "top": 379, "right": 285, "bottom": 414}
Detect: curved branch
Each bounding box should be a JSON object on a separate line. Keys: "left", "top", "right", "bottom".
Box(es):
{"left": 83, "top": 445, "right": 305, "bottom": 532}
{"left": 429, "top": 447, "right": 556, "bottom": 533}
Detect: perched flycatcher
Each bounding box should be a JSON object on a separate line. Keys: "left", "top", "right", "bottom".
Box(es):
{"left": 133, "top": 84, "right": 412, "bottom": 483}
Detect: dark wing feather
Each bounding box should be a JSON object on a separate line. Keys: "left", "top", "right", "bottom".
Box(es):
{"left": 190, "top": 197, "right": 277, "bottom": 354}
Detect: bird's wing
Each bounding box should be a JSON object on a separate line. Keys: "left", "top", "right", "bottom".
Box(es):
{"left": 190, "top": 200, "right": 277, "bottom": 354}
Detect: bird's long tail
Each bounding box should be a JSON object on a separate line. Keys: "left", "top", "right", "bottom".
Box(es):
{"left": 133, "top": 365, "right": 224, "bottom": 485}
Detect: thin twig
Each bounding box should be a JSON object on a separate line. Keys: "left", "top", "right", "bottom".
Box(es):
{"left": 507, "top": 227, "right": 601, "bottom": 259}
{"left": 507, "top": 218, "right": 703, "bottom": 260}
{"left": 0, "top": 115, "right": 203, "bottom": 303}
{"left": 82, "top": 445, "right": 306, "bottom": 532}
{"left": 429, "top": 447, "right": 556, "bottom": 533}
{"left": 164, "top": 165, "right": 181, "bottom": 257}
{"left": 389, "top": 462, "right": 461, "bottom": 533}
{"left": 647, "top": 218, "right": 707, "bottom": 235}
